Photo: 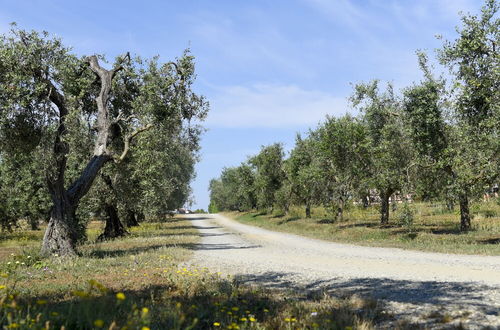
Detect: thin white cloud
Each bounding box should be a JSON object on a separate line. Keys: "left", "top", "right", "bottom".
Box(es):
{"left": 185, "top": 11, "right": 315, "bottom": 80}
{"left": 206, "top": 84, "right": 349, "bottom": 128}
{"left": 303, "top": 0, "right": 367, "bottom": 29}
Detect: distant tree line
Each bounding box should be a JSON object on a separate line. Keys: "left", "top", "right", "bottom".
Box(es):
{"left": 0, "top": 25, "right": 208, "bottom": 256}
{"left": 209, "top": 0, "right": 499, "bottom": 231}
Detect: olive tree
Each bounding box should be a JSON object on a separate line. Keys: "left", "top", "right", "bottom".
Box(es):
{"left": 315, "top": 115, "right": 370, "bottom": 221}
{"left": 0, "top": 26, "right": 208, "bottom": 255}
{"left": 351, "top": 81, "right": 413, "bottom": 225}
{"left": 249, "top": 144, "right": 286, "bottom": 212}
{"left": 436, "top": 0, "right": 499, "bottom": 230}
{"left": 286, "top": 134, "right": 322, "bottom": 218}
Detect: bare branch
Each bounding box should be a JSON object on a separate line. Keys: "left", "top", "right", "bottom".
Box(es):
{"left": 166, "top": 61, "right": 180, "bottom": 74}
{"left": 115, "top": 124, "right": 154, "bottom": 163}
{"left": 111, "top": 52, "right": 131, "bottom": 79}
{"left": 113, "top": 113, "right": 137, "bottom": 124}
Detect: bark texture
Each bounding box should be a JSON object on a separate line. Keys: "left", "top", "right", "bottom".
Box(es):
{"left": 305, "top": 203, "right": 311, "bottom": 218}
{"left": 42, "top": 192, "right": 78, "bottom": 256}
{"left": 459, "top": 193, "right": 471, "bottom": 231}
{"left": 380, "top": 190, "right": 392, "bottom": 225}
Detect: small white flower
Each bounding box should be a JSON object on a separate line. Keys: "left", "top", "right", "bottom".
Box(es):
{"left": 15, "top": 261, "right": 20, "bottom": 264}
{"left": 311, "top": 312, "right": 318, "bottom": 316}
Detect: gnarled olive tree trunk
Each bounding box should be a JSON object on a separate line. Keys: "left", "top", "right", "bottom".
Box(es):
{"left": 126, "top": 209, "right": 140, "bottom": 227}
{"left": 97, "top": 174, "right": 128, "bottom": 240}
{"left": 97, "top": 203, "right": 128, "bottom": 241}
{"left": 42, "top": 154, "right": 112, "bottom": 255}
{"left": 41, "top": 55, "right": 132, "bottom": 256}
{"left": 42, "top": 191, "right": 78, "bottom": 256}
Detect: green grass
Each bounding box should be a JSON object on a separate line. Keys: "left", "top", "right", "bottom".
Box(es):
{"left": 0, "top": 218, "right": 381, "bottom": 329}
{"left": 226, "top": 200, "right": 500, "bottom": 256}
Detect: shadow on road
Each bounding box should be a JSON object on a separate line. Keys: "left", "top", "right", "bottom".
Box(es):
{"left": 88, "top": 242, "right": 261, "bottom": 258}
{"left": 233, "top": 271, "right": 498, "bottom": 315}
{"left": 186, "top": 216, "right": 212, "bottom": 221}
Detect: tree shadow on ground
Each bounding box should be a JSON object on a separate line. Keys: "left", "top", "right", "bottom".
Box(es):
{"left": 277, "top": 217, "right": 300, "bottom": 225}
{"left": 185, "top": 216, "right": 212, "bottom": 221}
{"left": 387, "top": 226, "right": 465, "bottom": 236}
{"left": 334, "top": 221, "right": 379, "bottom": 228}
{"left": 12, "top": 275, "right": 381, "bottom": 330}
{"left": 131, "top": 231, "right": 230, "bottom": 239}
{"left": 477, "top": 237, "right": 500, "bottom": 244}
{"left": 87, "top": 242, "right": 261, "bottom": 259}
{"left": 233, "top": 271, "right": 499, "bottom": 316}
{"left": 165, "top": 225, "right": 222, "bottom": 231}
{"left": 317, "top": 218, "right": 335, "bottom": 224}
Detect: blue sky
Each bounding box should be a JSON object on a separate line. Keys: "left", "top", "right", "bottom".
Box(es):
{"left": 1, "top": 0, "right": 482, "bottom": 210}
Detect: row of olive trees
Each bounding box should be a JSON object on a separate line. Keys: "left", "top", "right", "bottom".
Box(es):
{"left": 209, "top": 0, "right": 499, "bottom": 231}
{"left": 0, "top": 25, "right": 208, "bottom": 256}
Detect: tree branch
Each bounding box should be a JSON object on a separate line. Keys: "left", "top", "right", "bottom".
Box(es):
{"left": 115, "top": 124, "right": 154, "bottom": 163}
{"left": 113, "top": 113, "right": 137, "bottom": 124}
{"left": 111, "top": 52, "right": 131, "bottom": 80}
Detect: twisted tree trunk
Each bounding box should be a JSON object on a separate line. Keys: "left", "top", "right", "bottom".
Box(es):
{"left": 41, "top": 55, "right": 129, "bottom": 256}
{"left": 97, "top": 203, "right": 127, "bottom": 241}
{"left": 126, "top": 209, "right": 139, "bottom": 227}
{"left": 42, "top": 191, "right": 78, "bottom": 256}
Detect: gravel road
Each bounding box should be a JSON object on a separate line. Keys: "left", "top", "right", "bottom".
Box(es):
{"left": 184, "top": 214, "right": 500, "bottom": 329}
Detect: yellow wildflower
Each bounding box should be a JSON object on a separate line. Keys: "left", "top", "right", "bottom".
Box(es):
{"left": 142, "top": 307, "right": 149, "bottom": 316}
{"left": 93, "top": 319, "right": 104, "bottom": 328}
{"left": 0, "top": 285, "right": 6, "bottom": 290}
{"left": 213, "top": 322, "right": 221, "bottom": 327}
{"left": 231, "top": 307, "right": 239, "bottom": 311}
{"left": 249, "top": 317, "right": 256, "bottom": 322}
{"left": 141, "top": 327, "right": 150, "bottom": 330}
{"left": 239, "top": 317, "right": 247, "bottom": 321}
{"left": 7, "top": 323, "right": 19, "bottom": 328}
{"left": 72, "top": 290, "right": 88, "bottom": 298}
{"left": 116, "top": 292, "right": 126, "bottom": 300}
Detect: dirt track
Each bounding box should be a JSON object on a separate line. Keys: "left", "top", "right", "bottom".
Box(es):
{"left": 184, "top": 213, "right": 500, "bottom": 328}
